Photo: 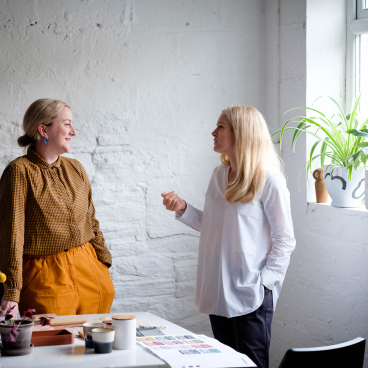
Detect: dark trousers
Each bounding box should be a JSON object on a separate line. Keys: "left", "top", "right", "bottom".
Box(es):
{"left": 209, "top": 289, "right": 273, "bottom": 368}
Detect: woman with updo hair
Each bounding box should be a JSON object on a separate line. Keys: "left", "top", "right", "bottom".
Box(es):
{"left": 0, "top": 99, "right": 115, "bottom": 317}
{"left": 162, "top": 106, "right": 296, "bottom": 368}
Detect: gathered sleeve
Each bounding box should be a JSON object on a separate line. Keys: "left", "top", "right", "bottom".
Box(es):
{"left": 0, "top": 164, "right": 27, "bottom": 302}
{"left": 260, "top": 171, "right": 296, "bottom": 290}
{"left": 79, "top": 165, "right": 112, "bottom": 267}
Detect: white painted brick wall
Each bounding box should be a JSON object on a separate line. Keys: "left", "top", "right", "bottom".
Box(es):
{"left": 0, "top": 0, "right": 267, "bottom": 335}
{"left": 270, "top": 1, "right": 368, "bottom": 367}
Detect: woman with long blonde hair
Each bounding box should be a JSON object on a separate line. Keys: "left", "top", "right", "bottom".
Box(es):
{"left": 161, "top": 105, "right": 295, "bottom": 368}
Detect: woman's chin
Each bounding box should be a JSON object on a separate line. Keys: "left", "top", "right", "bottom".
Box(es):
{"left": 213, "top": 146, "right": 224, "bottom": 154}
{"left": 62, "top": 145, "right": 71, "bottom": 154}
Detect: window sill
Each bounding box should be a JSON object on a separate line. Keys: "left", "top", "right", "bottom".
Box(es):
{"left": 307, "top": 202, "right": 368, "bottom": 216}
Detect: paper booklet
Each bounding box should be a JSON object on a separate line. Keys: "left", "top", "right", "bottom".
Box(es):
{"left": 136, "top": 332, "right": 256, "bottom": 368}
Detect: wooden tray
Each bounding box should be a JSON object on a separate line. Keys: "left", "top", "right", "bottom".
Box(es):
{"left": 31, "top": 329, "right": 74, "bottom": 347}
{"left": 50, "top": 317, "right": 86, "bottom": 327}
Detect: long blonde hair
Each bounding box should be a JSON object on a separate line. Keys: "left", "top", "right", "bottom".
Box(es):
{"left": 17, "top": 99, "right": 70, "bottom": 148}
{"left": 221, "top": 105, "right": 282, "bottom": 204}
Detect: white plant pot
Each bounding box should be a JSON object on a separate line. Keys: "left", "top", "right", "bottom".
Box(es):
{"left": 323, "top": 165, "right": 365, "bottom": 208}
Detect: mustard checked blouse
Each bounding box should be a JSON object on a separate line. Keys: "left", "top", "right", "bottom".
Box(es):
{"left": 0, "top": 148, "right": 112, "bottom": 302}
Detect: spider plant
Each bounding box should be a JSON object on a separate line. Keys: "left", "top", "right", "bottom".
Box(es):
{"left": 271, "top": 93, "right": 368, "bottom": 183}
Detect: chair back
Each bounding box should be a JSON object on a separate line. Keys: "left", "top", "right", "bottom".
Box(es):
{"left": 278, "top": 337, "right": 365, "bottom": 368}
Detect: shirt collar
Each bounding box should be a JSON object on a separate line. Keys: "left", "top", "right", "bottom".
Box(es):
{"left": 27, "top": 147, "right": 61, "bottom": 169}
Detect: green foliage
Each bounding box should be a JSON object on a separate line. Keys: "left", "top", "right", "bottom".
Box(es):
{"left": 272, "top": 93, "right": 368, "bottom": 182}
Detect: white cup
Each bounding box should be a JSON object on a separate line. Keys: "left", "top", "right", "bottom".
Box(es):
{"left": 83, "top": 322, "right": 106, "bottom": 348}
{"left": 111, "top": 314, "right": 136, "bottom": 350}
{"left": 92, "top": 328, "right": 115, "bottom": 354}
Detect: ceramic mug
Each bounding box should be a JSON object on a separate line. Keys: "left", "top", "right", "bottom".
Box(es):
{"left": 83, "top": 322, "right": 105, "bottom": 348}
{"left": 111, "top": 314, "right": 136, "bottom": 350}
{"left": 92, "top": 328, "right": 115, "bottom": 354}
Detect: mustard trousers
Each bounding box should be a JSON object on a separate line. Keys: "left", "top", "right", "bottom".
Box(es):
{"left": 19, "top": 243, "right": 115, "bottom": 315}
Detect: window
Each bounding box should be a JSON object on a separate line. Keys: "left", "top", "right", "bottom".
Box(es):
{"left": 357, "top": 0, "right": 368, "bottom": 19}
{"left": 356, "top": 34, "right": 368, "bottom": 117}
{"left": 347, "top": 0, "right": 368, "bottom": 112}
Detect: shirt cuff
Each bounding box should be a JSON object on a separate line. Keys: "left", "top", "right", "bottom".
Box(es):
{"left": 96, "top": 252, "right": 112, "bottom": 267}
{"left": 261, "top": 267, "right": 280, "bottom": 291}
{"left": 175, "top": 203, "right": 196, "bottom": 223}
{"left": 5, "top": 287, "right": 21, "bottom": 303}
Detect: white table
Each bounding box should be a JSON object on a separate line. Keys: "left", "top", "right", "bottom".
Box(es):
{"left": 0, "top": 312, "right": 190, "bottom": 368}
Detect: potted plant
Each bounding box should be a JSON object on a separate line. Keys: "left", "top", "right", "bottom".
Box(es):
{"left": 272, "top": 93, "right": 368, "bottom": 208}
{"left": 346, "top": 127, "right": 368, "bottom": 210}
{"left": 0, "top": 306, "right": 35, "bottom": 356}
{"left": 0, "top": 273, "right": 53, "bottom": 356}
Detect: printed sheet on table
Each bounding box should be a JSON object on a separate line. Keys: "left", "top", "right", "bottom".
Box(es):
{"left": 136, "top": 332, "right": 256, "bottom": 368}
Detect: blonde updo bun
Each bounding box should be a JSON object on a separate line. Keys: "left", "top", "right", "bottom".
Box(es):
{"left": 17, "top": 134, "right": 35, "bottom": 148}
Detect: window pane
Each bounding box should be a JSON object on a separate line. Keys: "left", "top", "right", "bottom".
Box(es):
{"left": 358, "top": 34, "right": 368, "bottom": 118}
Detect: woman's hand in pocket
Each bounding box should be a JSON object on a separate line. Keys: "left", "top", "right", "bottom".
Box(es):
{"left": 161, "top": 192, "right": 186, "bottom": 212}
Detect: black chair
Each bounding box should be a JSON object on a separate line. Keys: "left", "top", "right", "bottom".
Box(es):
{"left": 278, "top": 337, "right": 365, "bottom": 368}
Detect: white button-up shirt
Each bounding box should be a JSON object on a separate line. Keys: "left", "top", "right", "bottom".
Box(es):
{"left": 176, "top": 164, "right": 296, "bottom": 318}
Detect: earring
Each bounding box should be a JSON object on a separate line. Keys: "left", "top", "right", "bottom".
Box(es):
{"left": 44, "top": 137, "right": 49, "bottom": 144}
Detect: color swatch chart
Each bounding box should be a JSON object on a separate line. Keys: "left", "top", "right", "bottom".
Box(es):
{"left": 136, "top": 333, "right": 256, "bottom": 368}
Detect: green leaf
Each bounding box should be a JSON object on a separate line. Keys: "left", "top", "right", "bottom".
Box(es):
{"left": 279, "top": 118, "right": 294, "bottom": 150}
{"left": 297, "top": 160, "right": 310, "bottom": 191}
{"left": 347, "top": 128, "right": 368, "bottom": 137}
{"left": 291, "top": 121, "right": 310, "bottom": 152}
{"left": 349, "top": 93, "right": 362, "bottom": 131}
{"left": 309, "top": 140, "right": 321, "bottom": 172}
{"left": 353, "top": 142, "right": 368, "bottom": 148}
{"left": 326, "top": 96, "right": 350, "bottom": 131}
{"left": 320, "top": 141, "right": 328, "bottom": 167}
{"left": 295, "top": 116, "right": 344, "bottom": 157}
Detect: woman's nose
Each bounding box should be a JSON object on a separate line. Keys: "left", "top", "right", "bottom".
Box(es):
{"left": 212, "top": 129, "right": 217, "bottom": 136}
{"left": 72, "top": 127, "right": 77, "bottom": 136}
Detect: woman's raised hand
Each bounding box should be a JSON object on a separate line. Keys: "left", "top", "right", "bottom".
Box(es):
{"left": 161, "top": 192, "right": 187, "bottom": 212}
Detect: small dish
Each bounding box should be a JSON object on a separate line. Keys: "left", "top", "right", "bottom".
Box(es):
{"left": 0, "top": 343, "right": 34, "bottom": 356}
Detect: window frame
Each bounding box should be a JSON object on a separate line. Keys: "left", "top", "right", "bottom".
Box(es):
{"left": 357, "top": 0, "right": 368, "bottom": 19}
{"left": 347, "top": 1, "right": 368, "bottom": 111}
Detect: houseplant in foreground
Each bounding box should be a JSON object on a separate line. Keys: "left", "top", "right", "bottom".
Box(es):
{"left": 0, "top": 305, "right": 35, "bottom": 356}
{"left": 0, "top": 273, "right": 54, "bottom": 356}
{"left": 272, "top": 93, "right": 368, "bottom": 208}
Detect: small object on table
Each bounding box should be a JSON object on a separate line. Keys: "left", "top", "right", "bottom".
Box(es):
{"left": 112, "top": 315, "right": 136, "bottom": 350}
{"left": 137, "top": 327, "right": 165, "bottom": 337}
{"left": 92, "top": 328, "right": 115, "bottom": 354}
{"left": 33, "top": 324, "right": 55, "bottom": 331}
{"left": 0, "top": 343, "right": 34, "bottom": 356}
{"left": 313, "top": 168, "right": 328, "bottom": 203}
{"left": 136, "top": 317, "right": 167, "bottom": 330}
{"left": 32, "top": 313, "right": 57, "bottom": 321}
{"left": 103, "top": 319, "right": 113, "bottom": 329}
{"left": 83, "top": 322, "right": 105, "bottom": 348}
{"left": 50, "top": 317, "right": 87, "bottom": 328}
{"left": 31, "top": 329, "right": 74, "bottom": 347}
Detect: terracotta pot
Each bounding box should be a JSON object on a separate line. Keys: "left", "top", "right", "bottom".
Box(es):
{"left": 0, "top": 319, "right": 34, "bottom": 350}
